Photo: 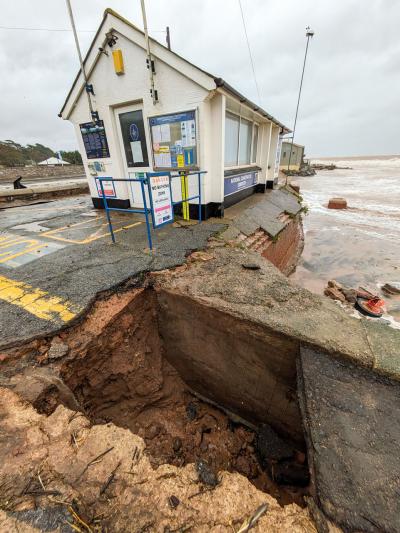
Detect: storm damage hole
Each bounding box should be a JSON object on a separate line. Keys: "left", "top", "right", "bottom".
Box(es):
{"left": 49, "top": 289, "right": 310, "bottom": 506}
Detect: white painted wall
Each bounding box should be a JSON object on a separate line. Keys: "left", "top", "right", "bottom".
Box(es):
{"left": 63, "top": 11, "right": 285, "bottom": 210}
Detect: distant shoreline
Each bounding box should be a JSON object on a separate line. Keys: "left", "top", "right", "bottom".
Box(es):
{"left": 311, "top": 155, "right": 400, "bottom": 161}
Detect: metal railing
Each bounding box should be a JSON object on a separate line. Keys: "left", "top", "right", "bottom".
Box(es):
{"left": 98, "top": 171, "right": 205, "bottom": 250}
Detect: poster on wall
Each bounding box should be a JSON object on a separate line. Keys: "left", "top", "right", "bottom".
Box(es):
{"left": 80, "top": 120, "right": 110, "bottom": 159}
{"left": 149, "top": 110, "right": 197, "bottom": 170}
{"left": 96, "top": 177, "right": 116, "bottom": 198}
{"left": 148, "top": 174, "right": 174, "bottom": 228}
{"left": 274, "top": 136, "right": 284, "bottom": 178}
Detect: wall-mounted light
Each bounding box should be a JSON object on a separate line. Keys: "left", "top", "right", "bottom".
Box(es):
{"left": 106, "top": 32, "right": 118, "bottom": 47}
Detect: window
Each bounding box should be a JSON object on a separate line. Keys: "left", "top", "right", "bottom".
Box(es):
{"left": 224, "top": 111, "right": 260, "bottom": 167}
{"left": 119, "top": 110, "right": 149, "bottom": 167}
{"left": 224, "top": 112, "right": 239, "bottom": 167}
{"left": 239, "top": 118, "right": 252, "bottom": 165}
{"left": 252, "top": 124, "right": 259, "bottom": 163}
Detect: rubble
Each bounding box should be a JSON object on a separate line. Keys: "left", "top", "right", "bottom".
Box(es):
{"left": 327, "top": 197, "right": 347, "bottom": 209}
{"left": 0, "top": 387, "right": 317, "bottom": 532}
{"left": 382, "top": 282, "right": 400, "bottom": 295}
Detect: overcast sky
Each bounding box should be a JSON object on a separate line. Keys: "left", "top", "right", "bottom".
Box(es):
{"left": 0, "top": 0, "right": 399, "bottom": 157}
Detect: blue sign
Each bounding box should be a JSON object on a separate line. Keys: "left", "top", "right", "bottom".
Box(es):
{"left": 149, "top": 110, "right": 195, "bottom": 127}
{"left": 130, "top": 123, "right": 139, "bottom": 142}
{"left": 80, "top": 120, "right": 110, "bottom": 159}
{"left": 224, "top": 172, "right": 258, "bottom": 197}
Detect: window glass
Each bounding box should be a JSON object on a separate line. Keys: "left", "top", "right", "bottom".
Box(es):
{"left": 238, "top": 118, "right": 252, "bottom": 165}
{"left": 224, "top": 112, "right": 239, "bottom": 166}
{"left": 252, "top": 124, "right": 259, "bottom": 163}
{"left": 119, "top": 110, "right": 149, "bottom": 168}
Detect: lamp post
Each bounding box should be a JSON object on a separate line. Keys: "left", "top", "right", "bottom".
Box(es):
{"left": 286, "top": 26, "right": 314, "bottom": 182}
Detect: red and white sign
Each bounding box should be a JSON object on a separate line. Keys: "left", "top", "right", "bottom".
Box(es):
{"left": 149, "top": 174, "right": 173, "bottom": 227}
{"left": 96, "top": 178, "right": 116, "bottom": 198}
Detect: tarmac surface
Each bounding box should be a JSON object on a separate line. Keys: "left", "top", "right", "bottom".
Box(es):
{"left": 0, "top": 195, "right": 223, "bottom": 347}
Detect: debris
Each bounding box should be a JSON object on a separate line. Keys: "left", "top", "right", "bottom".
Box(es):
{"left": 324, "top": 286, "right": 346, "bottom": 303}
{"left": 355, "top": 296, "right": 385, "bottom": 318}
{"left": 236, "top": 502, "right": 269, "bottom": 532}
{"left": 186, "top": 402, "right": 198, "bottom": 421}
{"left": 48, "top": 341, "right": 69, "bottom": 360}
{"left": 242, "top": 263, "right": 261, "bottom": 270}
{"left": 382, "top": 282, "right": 400, "bottom": 295}
{"left": 195, "top": 459, "right": 219, "bottom": 487}
{"left": 76, "top": 446, "right": 114, "bottom": 481}
{"left": 99, "top": 461, "right": 121, "bottom": 496}
{"left": 168, "top": 495, "right": 180, "bottom": 509}
{"left": 327, "top": 198, "right": 347, "bottom": 209}
{"left": 256, "top": 424, "right": 294, "bottom": 466}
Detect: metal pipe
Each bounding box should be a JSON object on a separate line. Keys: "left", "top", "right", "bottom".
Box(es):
{"left": 166, "top": 26, "right": 171, "bottom": 50}
{"left": 286, "top": 27, "right": 314, "bottom": 183}
{"left": 140, "top": 0, "right": 157, "bottom": 105}
{"left": 65, "top": 0, "right": 94, "bottom": 118}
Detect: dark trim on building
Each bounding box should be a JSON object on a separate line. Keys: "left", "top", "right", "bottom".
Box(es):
{"left": 92, "top": 197, "right": 131, "bottom": 209}
{"left": 173, "top": 202, "right": 223, "bottom": 220}
{"left": 255, "top": 183, "right": 266, "bottom": 193}
{"left": 224, "top": 165, "right": 261, "bottom": 178}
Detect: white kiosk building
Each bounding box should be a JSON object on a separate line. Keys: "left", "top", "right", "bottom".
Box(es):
{"left": 60, "top": 9, "right": 289, "bottom": 219}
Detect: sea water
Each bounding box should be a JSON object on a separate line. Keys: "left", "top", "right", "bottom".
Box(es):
{"left": 291, "top": 156, "right": 400, "bottom": 322}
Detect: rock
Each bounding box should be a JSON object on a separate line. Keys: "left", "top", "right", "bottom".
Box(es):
{"left": 324, "top": 286, "right": 346, "bottom": 303}
{"left": 290, "top": 182, "right": 300, "bottom": 193}
{"left": 168, "top": 495, "right": 180, "bottom": 509}
{"left": 235, "top": 455, "right": 251, "bottom": 477}
{"left": 256, "top": 424, "right": 294, "bottom": 467}
{"left": 382, "top": 282, "right": 400, "bottom": 295}
{"left": 47, "top": 341, "right": 69, "bottom": 360}
{"left": 242, "top": 263, "right": 261, "bottom": 270}
{"left": 146, "top": 423, "right": 162, "bottom": 440}
{"left": 327, "top": 279, "right": 342, "bottom": 290}
{"left": 341, "top": 287, "right": 357, "bottom": 303}
{"left": 186, "top": 401, "right": 198, "bottom": 421}
{"left": 172, "top": 437, "right": 182, "bottom": 452}
{"left": 196, "top": 459, "right": 219, "bottom": 487}
{"left": 328, "top": 198, "right": 347, "bottom": 209}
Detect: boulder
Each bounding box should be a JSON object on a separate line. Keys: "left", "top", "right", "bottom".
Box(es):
{"left": 328, "top": 198, "right": 347, "bottom": 209}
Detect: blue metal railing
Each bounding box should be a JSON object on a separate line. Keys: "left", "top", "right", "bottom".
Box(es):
{"left": 98, "top": 171, "right": 205, "bottom": 250}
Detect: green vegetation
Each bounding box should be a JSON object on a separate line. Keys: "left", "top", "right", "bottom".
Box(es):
{"left": 0, "top": 141, "right": 82, "bottom": 167}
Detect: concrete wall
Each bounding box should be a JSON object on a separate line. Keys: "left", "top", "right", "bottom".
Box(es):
{"left": 157, "top": 290, "right": 303, "bottom": 442}
{"left": 0, "top": 165, "right": 84, "bottom": 183}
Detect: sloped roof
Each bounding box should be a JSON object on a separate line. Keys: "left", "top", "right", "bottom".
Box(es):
{"left": 38, "top": 157, "right": 70, "bottom": 165}
{"left": 59, "top": 8, "right": 290, "bottom": 133}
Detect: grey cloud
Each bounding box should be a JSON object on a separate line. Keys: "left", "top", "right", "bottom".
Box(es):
{"left": 0, "top": 0, "right": 399, "bottom": 155}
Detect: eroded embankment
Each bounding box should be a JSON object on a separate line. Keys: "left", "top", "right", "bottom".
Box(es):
{"left": 0, "top": 279, "right": 314, "bottom": 532}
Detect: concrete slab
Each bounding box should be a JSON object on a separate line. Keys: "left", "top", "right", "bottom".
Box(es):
{"left": 268, "top": 189, "right": 302, "bottom": 215}
{"left": 298, "top": 346, "right": 400, "bottom": 532}
{"left": 0, "top": 195, "right": 224, "bottom": 348}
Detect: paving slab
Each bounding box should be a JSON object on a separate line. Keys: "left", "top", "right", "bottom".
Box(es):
{"left": 267, "top": 189, "right": 302, "bottom": 215}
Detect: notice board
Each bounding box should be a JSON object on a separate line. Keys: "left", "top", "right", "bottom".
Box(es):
{"left": 80, "top": 120, "right": 110, "bottom": 159}
{"left": 149, "top": 110, "right": 197, "bottom": 170}
{"left": 148, "top": 174, "right": 174, "bottom": 228}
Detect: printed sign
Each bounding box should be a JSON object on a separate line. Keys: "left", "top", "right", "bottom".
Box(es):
{"left": 80, "top": 120, "right": 110, "bottom": 159}
{"left": 224, "top": 172, "right": 258, "bottom": 197}
{"left": 148, "top": 174, "right": 174, "bottom": 228}
{"left": 149, "top": 110, "right": 197, "bottom": 170}
{"left": 96, "top": 177, "right": 116, "bottom": 198}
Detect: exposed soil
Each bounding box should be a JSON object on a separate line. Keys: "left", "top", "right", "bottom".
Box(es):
{"left": 57, "top": 287, "right": 308, "bottom": 507}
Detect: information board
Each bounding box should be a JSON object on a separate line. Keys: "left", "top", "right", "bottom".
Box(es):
{"left": 96, "top": 177, "right": 116, "bottom": 198}
{"left": 224, "top": 172, "right": 258, "bottom": 197}
{"left": 80, "top": 120, "right": 110, "bottom": 159}
{"left": 149, "top": 110, "right": 197, "bottom": 170}
{"left": 148, "top": 174, "right": 174, "bottom": 228}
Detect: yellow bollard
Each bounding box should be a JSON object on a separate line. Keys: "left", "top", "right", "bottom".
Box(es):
{"left": 180, "top": 173, "right": 190, "bottom": 220}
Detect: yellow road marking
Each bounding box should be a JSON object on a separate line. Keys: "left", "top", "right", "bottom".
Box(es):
{"left": 0, "top": 275, "right": 79, "bottom": 322}
{"left": 0, "top": 236, "right": 43, "bottom": 263}
{"left": 41, "top": 219, "right": 142, "bottom": 244}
